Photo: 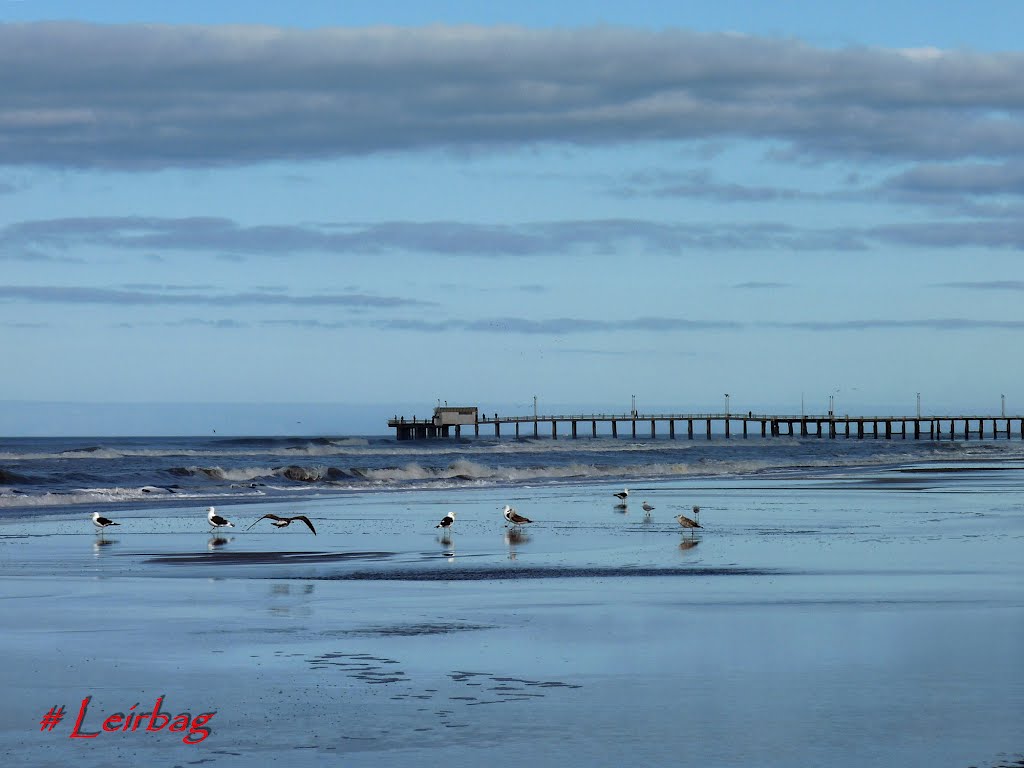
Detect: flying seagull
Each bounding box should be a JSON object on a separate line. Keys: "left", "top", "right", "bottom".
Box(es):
{"left": 207, "top": 506, "right": 234, "bottom": 532}
{"left": 503, "top": 505, "right": 533, "bottom": 527}
{"left": 245, "top": 513, "right": 317, "bottom": 535}
{"left": 92, "top": 511, "right": 120, "bottom": 532}
{"left": 676, "top": 505, "right": 702, "bottom": 530}
{"left": 613, "top": 488, "right": 629, "bottom": 502}
{"left": 435, "top": 511, "right": 456, "bottom": 531}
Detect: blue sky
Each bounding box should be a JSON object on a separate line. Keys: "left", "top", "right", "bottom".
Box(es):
{"left": 2, "top": 1, "right": 1024, "bottom": 435}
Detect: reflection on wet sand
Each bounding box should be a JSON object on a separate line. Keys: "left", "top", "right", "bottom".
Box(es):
{"left": 504, "top": 529, "right": 530, "bottom": 560}
{"left": 436, "top": 534, "right": 455, "bottom": 562}
{"left": 678, "top": 538, "right": 700, "bottom": 553}
{"left": 92, "top": 537, "right": 117, "bottom": 556}
{"left": 269, "top": 582, "right": 314, "bottom": 596}
{"left": 207, "top": 536, "right": 233, "bottom": 550}
{"left": 267, "top": 581, "right": 315, "bottom": 618}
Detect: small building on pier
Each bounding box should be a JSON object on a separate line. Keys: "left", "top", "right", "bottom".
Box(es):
{"left": 433, "top": 406, "right": 478, "bottom": 427}
{"left": 389, "top": 406, "right": 478, "bottom": 440}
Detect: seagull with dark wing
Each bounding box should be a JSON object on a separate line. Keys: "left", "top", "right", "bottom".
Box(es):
{"left": 207, "top": 506, "right": 235, "bottom": 532}
{"left": 92, "top": 511, "right": 120, "bottom": 533}
{"left": 676, "top": 505, "right": 702, "bottom": 531}
{"left": 613, "top": 488, "right": 629, "bottom": 502}
{"left": 245, "top": 513, "right": 317, "bottom": 535}
{"left": 435, "top": 511, "right": 456, "bottom": 531}
{"left": 503, "top": 504, "right": 533, "bottom": 528}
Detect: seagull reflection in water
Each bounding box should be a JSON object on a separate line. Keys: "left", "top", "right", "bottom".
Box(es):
{"left": 92, "top": 537, "right": 117, "bottom": 555}
{"left": 208, "top": 536, "right": 233, "bottom": 550}
{"left": 437, "top": 534, "right": 456, "bottom": 562}
{"left": 504, "top": 528, "right": 530, "bottom": 560}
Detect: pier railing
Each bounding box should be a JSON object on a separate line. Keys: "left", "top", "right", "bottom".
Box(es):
{"left": 387, "top": 412, "right": 1024, "bottom": 441}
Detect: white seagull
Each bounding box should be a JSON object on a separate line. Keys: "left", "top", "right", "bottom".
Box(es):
{"left": 435, "top": 511, "right": 456, "bottom": 531}
{"left": 613, "top": 488, "right": 629, "bottom": 502}
{"left": 502, "top": 505, "right": 533, "bottom": 528}
{"left": 642, "top": 501, "right": 655, "bottom": 514}
{"left": 207, "top": 506, "right": 234, "bottom": 532}
{"left": 92, "top": 511, "right": 120, "bottom": 532}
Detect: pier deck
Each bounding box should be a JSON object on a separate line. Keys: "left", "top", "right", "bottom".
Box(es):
{"left": 388, "top": 410, "right": 1024, "bottom": 441}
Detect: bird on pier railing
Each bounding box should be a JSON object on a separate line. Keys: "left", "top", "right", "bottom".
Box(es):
{"left": 676, "top": 505, "right": 701, "bottom": 531}
{"left": 245, "top": 513, "right": 317, "bottom": 535}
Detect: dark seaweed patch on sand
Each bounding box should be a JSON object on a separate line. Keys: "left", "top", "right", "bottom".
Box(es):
{"left": 314, "top": 565, "right": 781, "bottom": 581}
{"left": 303, "top": 653, "right": 582, "bottom": 714}
{"left": 306, "top": 652, "right": 407, "bottom": 684}
{"left": 144, "top": 550, "right": 396, "bottom": 565}
{"left": 328, "top": 622, "right": 494, "bottom": 637}
{"left": 972, "top": 755, "right": 1024, "bottom": 768}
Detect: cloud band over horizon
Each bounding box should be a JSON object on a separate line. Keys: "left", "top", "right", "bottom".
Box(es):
{"left": 3, "top": 22, "right": 1024, "bottom": 170}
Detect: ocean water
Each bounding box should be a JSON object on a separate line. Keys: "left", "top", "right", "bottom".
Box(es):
{"left": 3, "top": 432, "right": 1024, "bottom": 516}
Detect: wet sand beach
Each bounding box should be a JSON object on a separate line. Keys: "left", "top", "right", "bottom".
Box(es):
{"left": 1, "top": 470, "right": 1022, "bottom": 767}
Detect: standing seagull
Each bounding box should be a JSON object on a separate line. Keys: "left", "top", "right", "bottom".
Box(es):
{"left": 642, "top": 501, "right": 655, "bottom": 515}
{"left": 92, "top": 511, "right": 120, "bottom": 533}
{"left": 207, "top": 506, "right": 234, "bottom": 532}
{"left": 245, "top": 514, "right": 317, "bottom": 534}
{"left": 676, "top": 505, "right": 702, "bottom": 531}
{"left": 613, "top": 488, "right": 629, "bottom": 503}
{"left": 503, "top": 505, "right": 533, "bottom": 528}
{"left": 435, "top": 511, "right": 456, "bottom": 531}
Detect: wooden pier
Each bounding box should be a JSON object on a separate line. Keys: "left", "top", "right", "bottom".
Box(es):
{"left": 388, "top": 408, "right": 1024, "bottom": 441}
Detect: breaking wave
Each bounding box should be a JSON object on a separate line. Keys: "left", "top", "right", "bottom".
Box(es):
{"left": 0, "top": 469, "right": 35, "bottom": 485}
{"left": 4, "top": 433, "right": 1024, "bottom": 514}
